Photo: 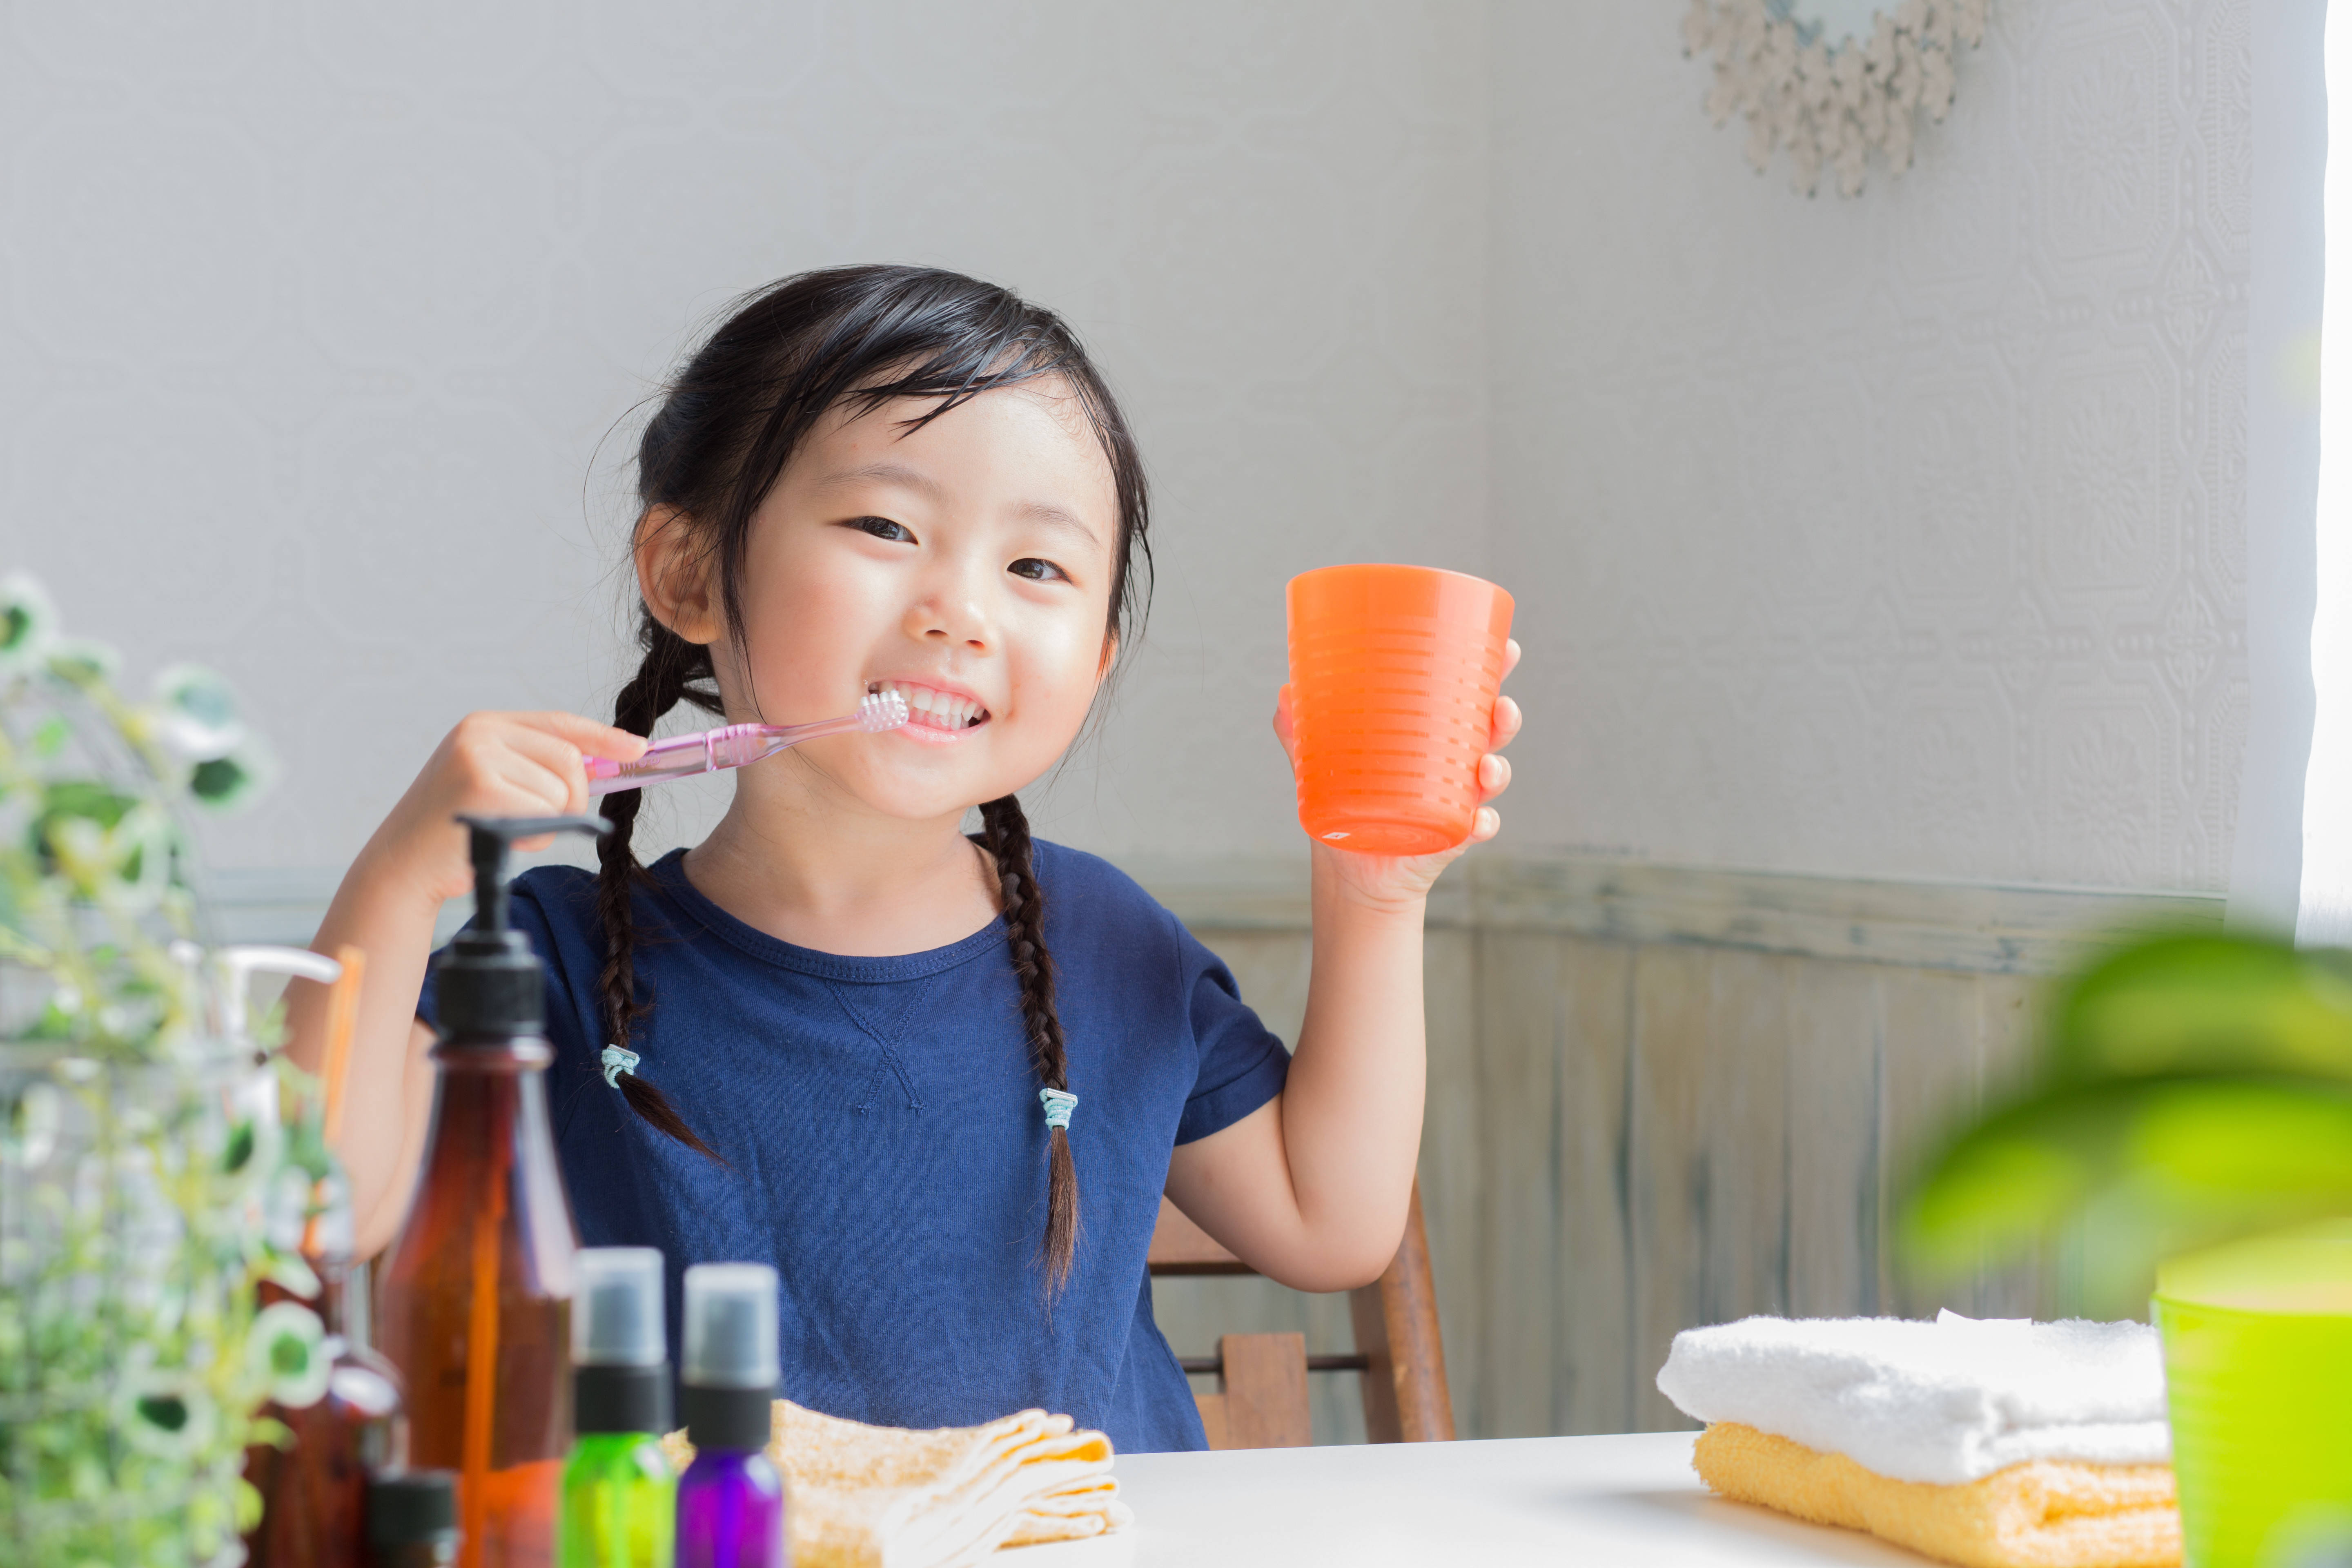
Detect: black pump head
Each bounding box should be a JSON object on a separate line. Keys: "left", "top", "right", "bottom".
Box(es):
{"left": 436, "top": 814, "right": 608, "bottom": 1038}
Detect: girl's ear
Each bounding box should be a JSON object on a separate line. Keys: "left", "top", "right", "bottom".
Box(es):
{"left": 1097, "top": 631, "right": 1119, "bottom": 681}
{"left": 635, "top": 506, "right": 722, "bottom": 645}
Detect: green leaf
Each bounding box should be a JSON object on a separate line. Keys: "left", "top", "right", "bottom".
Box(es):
{"left": 134, "top": 1394, "right": 189, "bottom": 1435}
{"left": 2049, "top": 935, "right": 2352, "bottom": 1084}
{"left": 31, "top": 715, "right": 67, "bottom": 758}
{"left": 27, "top": 781, "right": 140, "bottom": 872}
{"left": 1902, "top": 1074, "right": 2352, "bottom": 1283}
{"left": 222, "top": 1120, "right": 255, "bottom": 1175}
{"left": 235, "top": 1477, "right": 266, "bottom": 1533}
{"left": 36, "top": 780, "right": 137, "bottom": 830}
{"left": 268, "top": 1330, "right": 310, "bottom": 1379}
{"left": 188, "top": 756, "right": 246, "bottom": 804}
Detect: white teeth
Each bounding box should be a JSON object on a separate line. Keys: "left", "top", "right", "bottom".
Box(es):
{"left": 872, "top": 680, "right": 984, "bottom": 728}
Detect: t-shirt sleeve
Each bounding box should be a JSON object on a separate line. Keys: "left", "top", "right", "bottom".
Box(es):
{"left": 1174, "top": 925, "right": 1290, "bottom": 1145}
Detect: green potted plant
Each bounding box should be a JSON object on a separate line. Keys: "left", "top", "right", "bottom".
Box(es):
{"left": 1905, "top": 931, "right": 2352, "bottom": 1568}
{"left": 0, "top": 572, "right": 328, "bottom": 1567}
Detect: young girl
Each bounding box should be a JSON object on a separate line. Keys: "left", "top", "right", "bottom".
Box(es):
{"left": 291, "top": 265, "right": 1521, "bottom": 1454}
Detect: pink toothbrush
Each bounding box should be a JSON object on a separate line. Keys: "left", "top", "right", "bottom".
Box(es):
{"left": 584, "top": 690, "right": 909, "bottom": 795}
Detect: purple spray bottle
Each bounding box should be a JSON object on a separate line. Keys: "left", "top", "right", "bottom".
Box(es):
{"left": 675, "top": 1264, "right": 787, "bottom": 1568}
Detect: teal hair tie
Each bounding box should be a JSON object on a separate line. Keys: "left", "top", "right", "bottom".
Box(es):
{"left": 602, "top": 1044, "right": 640, "bottom": 1089}
{"left": 1038, "top": 1087, "right": 1078, "bottom": 1131}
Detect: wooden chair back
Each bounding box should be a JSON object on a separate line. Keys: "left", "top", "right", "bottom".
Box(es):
{"left": 1147, "top": 1182, "right": 1453, "bottom": 1449}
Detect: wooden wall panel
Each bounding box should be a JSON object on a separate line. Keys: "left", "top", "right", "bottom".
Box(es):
{"left": 1474, "top": 931, "right": 1563, "bottom": 1438}
{"left": 1967, "top": 971, "right": 2056, "bottom": 1321}
{"left": 1782, "top": 958, "right": 1883, "bottom": 1319}
{"left": 1626, "top": 943, "right": 1716, "bottom": 1430}
{"left": 1552, "top": 936, "right": 1635, "bottom": 1437}
{"left": 1876, "top": 968, "right": 1992, "bottom": 1321}
{"left": 1141, "top": 857, "right": 2215, "bottom": 1444}
{"left": 1694, "top": 949, "right": 1794, "bottom": 1329}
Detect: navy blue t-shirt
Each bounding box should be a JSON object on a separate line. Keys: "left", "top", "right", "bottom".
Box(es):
{"left": 416, "top": 840, "right": 1288, "bottom": 1453}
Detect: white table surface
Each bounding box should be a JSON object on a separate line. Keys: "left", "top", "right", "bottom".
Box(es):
{"left": 1025, "top": 1432, "right": 1932, "bottom": 1568}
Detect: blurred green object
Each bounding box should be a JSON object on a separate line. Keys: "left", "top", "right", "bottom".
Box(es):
{"left": 1904, "top": 933, "right": 2352, "bottom": 1297}
{"left": 1904, "top": 934, "right": 2352, "bottom": 1568}
{"left": 2155, "top": 1226, "right": 2352, "bottom": 1568}
{"left": 0, "top": 572, "right": 300, "bottom": 1568}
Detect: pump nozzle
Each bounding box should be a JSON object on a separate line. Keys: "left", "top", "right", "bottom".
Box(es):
{"left": 456, "top": 814, "right": 608, "bottom": 935}
{"left": 436, "top": 815, "right": 609, "bottom": 1038}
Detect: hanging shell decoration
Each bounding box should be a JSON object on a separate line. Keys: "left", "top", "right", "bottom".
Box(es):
{"left": 1682, "top": 0, "right": 1989, "bottom": 198}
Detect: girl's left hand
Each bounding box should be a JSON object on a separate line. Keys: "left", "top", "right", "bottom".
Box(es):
{"left": 1271, "top": 637, "right": 1523, "bottom": 912}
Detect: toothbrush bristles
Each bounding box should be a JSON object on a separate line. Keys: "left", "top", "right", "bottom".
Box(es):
{"left": 861, "top": 690, "right": 910, "bottom": 732}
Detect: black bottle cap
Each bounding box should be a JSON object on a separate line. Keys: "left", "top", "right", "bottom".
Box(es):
{"left": 679, "top": 1383, "right": 774, "bottom": 1453}
{"left": 575, "top": 1363, "right": 673, "bottom": 1436}
{"left": 368, "top": 1468, "right": 458, "bottom": 1546}
{"left": 433, "top": 815, "right": 608, "bottom": 1037}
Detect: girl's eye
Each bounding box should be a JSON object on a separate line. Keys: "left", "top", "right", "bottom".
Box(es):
{"left": 849, "top": 516, "right": 914, "bottom": 543}
{"left": 1009, "top": 557, "right": 1067, "bottom": 584}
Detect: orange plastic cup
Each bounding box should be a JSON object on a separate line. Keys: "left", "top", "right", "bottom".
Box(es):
{"left": 1287, "top": 564, "right": 1514, "bottom": 856}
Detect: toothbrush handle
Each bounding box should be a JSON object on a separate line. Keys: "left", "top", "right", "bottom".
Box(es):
{"left": 584, "top": 731, "right": 722, "bottom": 795}
{"left": 584, "top": 715, "right": 868, "bottom": 796}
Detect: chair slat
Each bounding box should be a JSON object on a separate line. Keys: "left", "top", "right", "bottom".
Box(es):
{"left": 1350, "top": 1184, "right": 1454, "bottom": 1442}
{"left": 1215, "top": 1332, "right": 1312, "bottom": 1448}
{"left": 1150, "top": 1183, "right": 1453, "bottom": 1447}
{"left": 1194, "top": 1391, "right": 1231, "bottom": 1450}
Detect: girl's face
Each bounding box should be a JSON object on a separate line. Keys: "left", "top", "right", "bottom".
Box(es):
{"left": 656, "top": 379, "right": 1121, "bottom": 823}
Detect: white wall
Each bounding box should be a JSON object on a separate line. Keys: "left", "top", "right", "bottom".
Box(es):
{"left": 6, "top": 2, "right": 2255, "bottom": 900}
{"left": 1491, "top": 0, "right": 2251, "bottom": 892}
{"left": 1, "top": 2, "right": 1490, "bottom": 878}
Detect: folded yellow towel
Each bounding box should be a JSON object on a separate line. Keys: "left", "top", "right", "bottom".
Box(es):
{"left": 1693, "top": 1423, "right": 2179, "bottom": 1568}
{"left": 662, "top": 1400, "right": 1131, "bottom": 1568}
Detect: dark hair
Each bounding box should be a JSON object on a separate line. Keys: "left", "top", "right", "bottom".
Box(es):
{"left": 596, "top": 265, "right": 1152, "bottom": 1292}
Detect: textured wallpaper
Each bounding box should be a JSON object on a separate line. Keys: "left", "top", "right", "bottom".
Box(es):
{"left": 4, "top": 2, "right": 2251, "bottom": 896}
{"left": 1490, "top": 0, "right": 2250, "bottom": 892}
{"left": 0, "top": 2, "right": 1490, "bottom": 874}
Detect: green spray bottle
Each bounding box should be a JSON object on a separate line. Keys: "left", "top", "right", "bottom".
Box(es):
{"left": 559, "top": 1247, "right": 677, "bottom": 1567}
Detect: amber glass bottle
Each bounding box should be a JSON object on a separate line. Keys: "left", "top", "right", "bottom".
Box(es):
{"left": 380, "top": 816, "right": 604, "bottom": 1568}
{"left": 244, "top": 1170, "right": 407, "bottom": 1568}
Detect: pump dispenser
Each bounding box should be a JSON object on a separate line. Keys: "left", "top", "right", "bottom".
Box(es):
{"left": 381, "top": 815, "right": 608, "bottom": 1568}
{"left": 559, "top": 1249, "right": 677, "bottom": 1567}
{"left": 238, "top": 947, "right": 407, "bottom": 1568}
{"left": 675, "top": 1264, "right": 787, "bottom": 1568}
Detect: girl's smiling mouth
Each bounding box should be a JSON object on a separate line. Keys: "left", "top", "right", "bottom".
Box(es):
{"left": 867, "top": 679, "right": 991, "bottom": 740}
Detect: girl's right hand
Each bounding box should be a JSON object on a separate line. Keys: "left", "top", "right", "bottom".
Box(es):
{"left": 362, "top": 711, "right": 649, "bottom": 908}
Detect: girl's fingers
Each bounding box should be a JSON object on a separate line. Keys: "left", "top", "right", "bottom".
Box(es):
{"left": 486, "top": 756, "right": 577, "bottom": 819}
{"left": 1470, "top": 805, "right": 1501, "bottom": 843}
{"left": 1501, "top": 638, "right": 1521, "bottom": 680}
{"left": 1270, "top": 684, "right": 1298, "bottom": 767}
{"left": 502, "top": 727, "right": 598, "bottom": 813}
{"left": 1488, "top": 694, "right": 1522, "bottom": 751}
{"left": 526, "top": 710, "right": 648, "bottom": 762}
{"left": 1478, "top": 753, "right": 1513, "bottom": 801}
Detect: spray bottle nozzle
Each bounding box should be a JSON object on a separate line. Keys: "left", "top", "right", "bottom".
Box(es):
{"left": 437, "top": 814, "right": 610, "bottom": 1039}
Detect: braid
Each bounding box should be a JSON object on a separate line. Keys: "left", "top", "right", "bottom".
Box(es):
{"left": 979, "top": 794, "right": 1080, "bottom": 1292}
{"left": 597, "top": 618, "right": 723, "bottom": 1162}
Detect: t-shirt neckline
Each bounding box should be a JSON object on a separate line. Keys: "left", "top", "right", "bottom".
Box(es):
{"left": 646, "top": 847, "right": 1009, "bottom": 984}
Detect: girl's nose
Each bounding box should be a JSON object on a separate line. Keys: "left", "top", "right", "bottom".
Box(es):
{"left": 905, "top": 567, "right": 993, "bottom": 652}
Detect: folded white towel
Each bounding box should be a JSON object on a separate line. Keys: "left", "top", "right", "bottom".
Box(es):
{"left": 1655, "top": 1310, "right": 2169, "bottom": 1485}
